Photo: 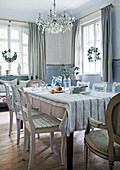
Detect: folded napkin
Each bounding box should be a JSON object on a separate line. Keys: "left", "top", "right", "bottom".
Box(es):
{"left": 72, "top": 85, "right": 88, "bottom": 94}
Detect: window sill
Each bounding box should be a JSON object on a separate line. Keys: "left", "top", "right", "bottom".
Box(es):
{"left": 82, "top": 73, "right": 101, "bottom": 76}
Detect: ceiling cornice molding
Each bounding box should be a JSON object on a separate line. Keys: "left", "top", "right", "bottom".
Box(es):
{"left": 72, "top": 0, "right": 114, "bottom": 19}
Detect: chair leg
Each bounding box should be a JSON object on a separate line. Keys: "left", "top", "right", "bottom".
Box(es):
{"left": 61, "top": 135, "right": 66, "bottom": 165}
{"left": 37, "top": 133, "right": 40, "bottom": 138}
{"left": 84, "top": 142, "right": 88, "bottom": 168}
{"left": 22, "top": 127, "right": 28, "bottom": 160}
{"left": 28, "top": 133, "right": 35, "bottom": 170}
{"left": 16, "top": 119, "right": 20, "bottom": 145}
{"left": 50, "top": 132, "right": 54, "bottom": 154}
{"left": 109, "top": 161, "right": 114, "bottom": 170}
{"left": 9, "top": 110, "right": 13, "bottom": 136}
{"left": 27, "top": 131, "right": 30, "bottom": 151}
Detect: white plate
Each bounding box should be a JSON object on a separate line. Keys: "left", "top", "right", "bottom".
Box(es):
{"left": 55, "top": 90, "right": 64, "bottom": 93}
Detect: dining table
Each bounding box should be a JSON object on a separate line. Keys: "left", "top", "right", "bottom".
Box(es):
{"left": 24, "top": 87, "right": 117, "bottom": 170}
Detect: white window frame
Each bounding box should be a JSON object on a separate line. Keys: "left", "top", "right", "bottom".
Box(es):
{"left": 0, "top": 22, "right": 28, "bottom": 76}
{"left": 81, "top": 17, "right": 102, "bottom": 75}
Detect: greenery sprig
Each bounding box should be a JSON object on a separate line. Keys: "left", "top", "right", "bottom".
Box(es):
{"left": 2, "top": 49, "right": 17, "bottom": 63}
{"left": 87, "top": 47, "right": 101, "bottom": 62}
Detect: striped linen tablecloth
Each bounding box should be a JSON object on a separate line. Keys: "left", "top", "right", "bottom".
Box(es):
{"left": 24, "top": 87, "right": 117, "bottom": 136}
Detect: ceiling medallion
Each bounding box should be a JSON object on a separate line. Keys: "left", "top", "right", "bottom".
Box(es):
{"left": 36, "top": 0, "right": 75, "bottom": 34}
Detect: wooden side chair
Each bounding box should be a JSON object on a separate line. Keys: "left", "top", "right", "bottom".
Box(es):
{"left": 77, "top": 81, "right": 90, "bottom": 91}
{"left": 18, "top": 89, "right": 65, "bottom": 170}
{"left": 11, "top": 85, "right": 22, "bottom": 144}
{"left": 84, "top": 93, "right": 120, "bottom": 169}
{"left": 11, "top": 86, "right": 41, "bottom": 147}
{"left": 92, "top": 83, "right": 107, "bottom": 92}
{"left": 112, "top": 82, "right": 120, "bottom": 93}
{"left": 4, "top": 83, "right": 14, "bottom": 136}
{"left": 26, "top": 79, "right": 44, "bottom": 87}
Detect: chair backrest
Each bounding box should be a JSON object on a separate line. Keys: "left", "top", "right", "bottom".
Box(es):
{"left": 11, "top": 85, "right": 21, "bottom": 113}
{"left": 26, "top": 79, "right": 44, "bottom": 87}
{"left": 77, "top": 81, "right": 90, "bottom": 90}
{"left": 106, "top": 93, "right": 120, "bottom": 147}
{"left": 3, "top": 83, "right": 13, "bottom": 110}
{"left": 19, "top": 80, "right": 29, "bottom": 88}
{"left": 92, "top": 83, "right": 107, "bottom": 92}
{"left": 18, "top": 89, "right": 35, "bottom": 131}
{"left": 112, "top": 82, "right": 120, "bottom": 93}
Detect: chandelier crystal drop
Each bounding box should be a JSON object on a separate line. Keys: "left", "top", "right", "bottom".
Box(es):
{"left": 36, "top": 0, "right": 75, "bottom": 34}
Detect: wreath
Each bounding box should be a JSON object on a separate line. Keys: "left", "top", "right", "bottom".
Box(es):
{"left": 2, "top": 49, "right": 17, "bottom": 63}
{"left": 87, "top": 47, "right": 101, "bottom": 62}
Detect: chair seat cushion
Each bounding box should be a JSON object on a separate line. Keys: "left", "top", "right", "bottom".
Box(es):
{"left": 85, "top": 130, "right": 120, "bottom": 158}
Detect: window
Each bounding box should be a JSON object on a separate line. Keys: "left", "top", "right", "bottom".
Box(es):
{"left": 82, "top": 18, "right": 102, "bottom": 74}
{"left": 0, "top": 22, "right": 28, "bottom": 75}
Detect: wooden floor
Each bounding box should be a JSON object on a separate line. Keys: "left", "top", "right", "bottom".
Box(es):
{"left": 0, "top": 112, "right": 120, "bottom": 170}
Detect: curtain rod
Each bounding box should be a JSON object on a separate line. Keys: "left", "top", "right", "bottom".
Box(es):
{"left": 76, "top": 3, "right": 113, "bottom": 21}
{"left": 0, "top": 17, "right": 35, "bottom": 24}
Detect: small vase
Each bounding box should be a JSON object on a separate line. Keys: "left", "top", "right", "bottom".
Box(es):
{"left": 63, "top": 77, "right": 71, "bottom": 90}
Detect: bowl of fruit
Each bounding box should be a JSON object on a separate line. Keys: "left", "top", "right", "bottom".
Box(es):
{"left": 55, "top": 86, "right": 63, "bottom": 93}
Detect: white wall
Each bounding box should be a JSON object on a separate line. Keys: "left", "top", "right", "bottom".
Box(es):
{"left": 46, "top": 31, "right": 72, "bottom": 64}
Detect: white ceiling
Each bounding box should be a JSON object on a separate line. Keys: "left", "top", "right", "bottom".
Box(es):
{"left": 0, "top": 0, "right": 113, "bottom": 21}
{"left": 0, "top": 0, "right": 92, "bottom": 13}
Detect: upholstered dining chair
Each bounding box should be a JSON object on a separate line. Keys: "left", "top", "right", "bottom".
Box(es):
{"left": 112, "top": 82, "right": 120, "bottom": 93}
{"left": 84, "top": 93, "right": 120, "bottom": 170}
{"left": 77, "top": 81, "right": 90, "bottom": 91}
{"left": 26, "top": 79, "right": 44, "bottom": 87}
{"left": 92, "top": 83, "right": 107, "bottom": 92}
{"left": 3, "top": 83, "right": 14, "bottom": 136}
{"left": 18, "top": 89, "right": 65, "bottom": 170}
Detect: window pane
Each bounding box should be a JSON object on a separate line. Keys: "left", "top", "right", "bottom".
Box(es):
{"left": 11, "top": 29, "right": 19, "bottom": 40}
{"left": 23, "top": 46, "right": 28, "bottom": 54}
{"left": 11, "top": 42, "right": 19, "bottom": 52}
{"left": 96, "top": 60, "right": 101, "bottom": 73}
{"left": 23, "top": 33, "right": 28, "bottom": 44}
{"left": 10, "top": 63, "right": 19, "bottom": 75}
{"left": 96, "top": 21, "right": 101, "bottom": 41}
{"left": 0, "top": 63, "right": 9, "bottom": 75}
{"left": 0, "top": 27, "right": 7, "bottom": 39}
{"left": 0, "top": 52, "right": 8, "bottom": 62}
{"left": 23, "top": 54, "right": 28, "bottom": 63}
{"left": 23, "top": 63, "right": 28, "bottom": 74}
{"left": 83, "top": 27, "right": 88, "bottom": 43}
{"left": 0, "top": 41, "right": 8, "bottom": 52}
{"left": 89, "top": 24, "right": 94, "bottom": 42}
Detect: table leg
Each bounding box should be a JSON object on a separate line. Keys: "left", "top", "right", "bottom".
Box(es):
{"left": 67, "top": 132, "right": 73, "bottom": 170}
{"left": 20, "top": 120, "right": 23, "bottom": 129}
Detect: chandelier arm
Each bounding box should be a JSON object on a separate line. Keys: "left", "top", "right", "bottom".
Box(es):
{"left": 36, "top": 0, "right": 75, "bottom": 34}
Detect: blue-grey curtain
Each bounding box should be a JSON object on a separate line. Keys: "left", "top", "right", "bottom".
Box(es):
{"left": 28, "top": 23, "right": 46, "bottom": 80}
{"left": 101, "top": 5, "right": 113, "bottom": 82}
{"left": 71, "top": 20, "right": 80, "bottom": 65}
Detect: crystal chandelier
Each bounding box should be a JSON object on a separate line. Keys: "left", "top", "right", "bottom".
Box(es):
{"left": 36, "top": 0, "right": 75, "bottom": 34}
